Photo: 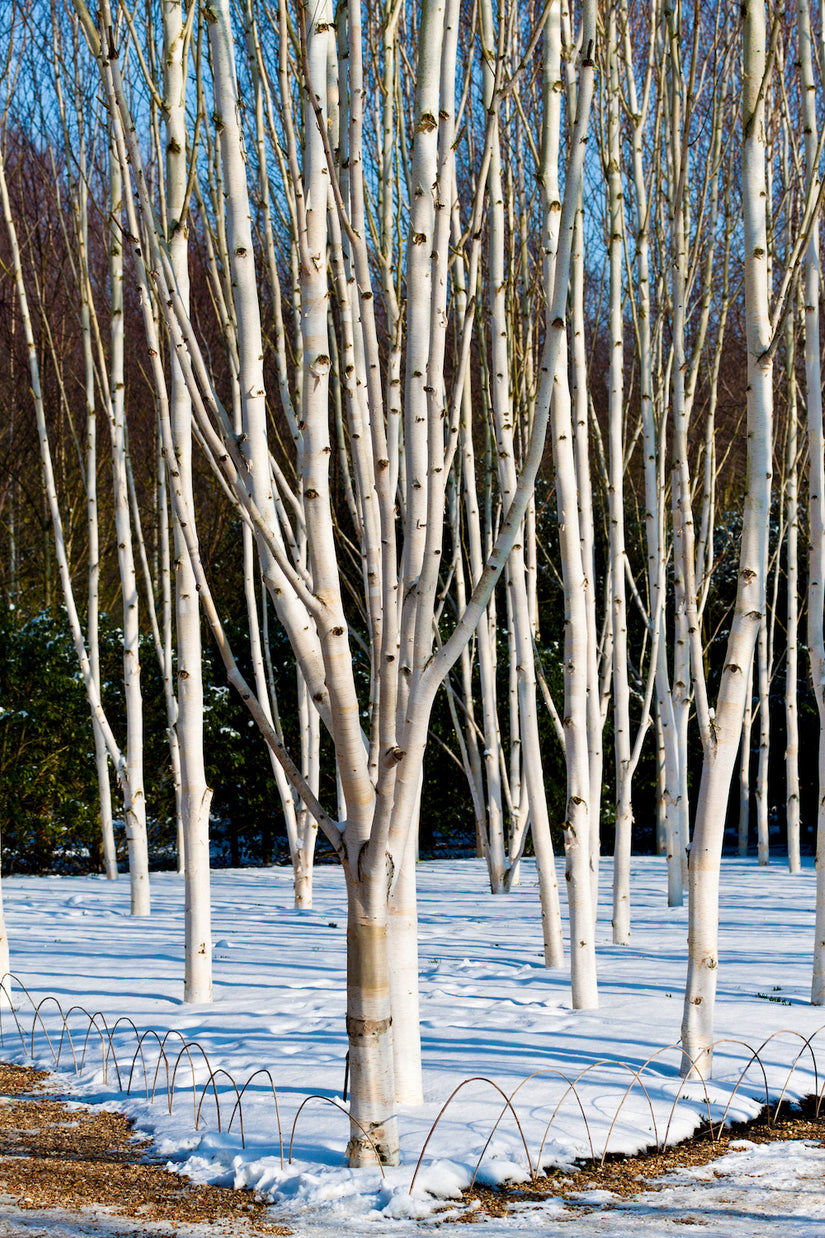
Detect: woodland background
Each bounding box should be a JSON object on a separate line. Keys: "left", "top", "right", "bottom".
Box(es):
{"left": 0, "top": 0, "right": 815, "bottom": 877}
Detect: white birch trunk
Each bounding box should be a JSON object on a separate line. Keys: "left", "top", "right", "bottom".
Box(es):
{"left": 537, "top": 0, "right": 596, "bottom": 1004}
{"left": 797, "top": 0, "right": 825, "bottom": 1004}
{"left": 785, "top": 312, "right": 801, "bottom": 874}
{"left": 756, "top": 611, "right": 770, "bottom": 865}
{"left": 622, "top": 0, "right": 682, "bottom": 907}
{"left": 681, "top": 0, "right": 773, "bottom": 1073}
{"left": 388, "top": 794, "right": 422, "bottom": 1105}
{"left": 87, "top": 327, "right": 117, "bottom": 882}
{"left": 455, "top": 296, "right": 506, "bottom": 887}
{"left": 738, "top": 656, "right": 754, "bottom": 856}
{"left": 655, "top": 705, "right": 667, "bottom": 855}
{"left": 157, "top": 429, "right": 185, "bottom": 874}
{"left": 294, "top": 670, "right": 320, "bottom": 909}
{"left": 606, "top": 12, "right": 633, "bottom": 947}
{"left": 164, "top": 0, "right": 213, "bottom": 1001}
{"left": 569, "top": 213, "right": 602, "bottom": 921}
{"left": 478, "top": 0, "right": 564, "bottom": 969}
{"left": 108, "top": 124, "right": 150, "bottom": 918}
{"left": 70, "top": 122, "right": 118, "bottom": 881}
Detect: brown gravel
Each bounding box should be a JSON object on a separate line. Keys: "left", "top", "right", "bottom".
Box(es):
{"left": 459, "top": 1100, "right": 825, "bottom": 1222}
{"left": 0, "top": 1063, "right": 291, "bottom": 1235}
{"left": 3, "top": 1061, "right": 822, "bottom": 1231}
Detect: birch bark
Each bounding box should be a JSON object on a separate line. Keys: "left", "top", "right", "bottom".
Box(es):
{"left": 756, "top": 611, "right": 770, "bottom": 865}
{"left": 478, "top": 0, "right": 564, "bottom": 972}
{"left": 163, "top": 0, "right": 213, "bottom": 1002}
{"left": 79, "top": 137, "right": 117, "bottom": 882}
{"left": 605, "top": 8, "right": 633, "bottom": 947}
{"left": 539, "top": 0, "right": 597, "bottom": 1005}
{"left": 622, "top": 0, "right": 683, "bottom": 907}
{"left": 107, "top": 118, "right": 150, "bottom": 917}
{"left": 785, "top": 310, "right": 801, "bottom": 874}
{"left": 797, "top": 0, "right": 825, "bottom": 1003}
{"left": 681, "top": 0, "right": 773, "bottom": 1074}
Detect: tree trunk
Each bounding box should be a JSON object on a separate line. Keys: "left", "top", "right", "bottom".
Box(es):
{"left": 785, "top": 310, "right": 801, "bottom": 874}
{"left": 606, "top": 10, "right": 633, "bottom": 947}
{"left": 345, "top": 864, "right": 399, "bottom": 1165}
{"left": 108, "top": 122, "right": 150, "bottom": 918}
{"left": 798, "top": 0, "right": 825, "bottom": 1001}
{"left": 756, "top": 611, "right": 770, "bottom": 865}
{"left": 163, "top": 0, "right": 212, "bottom": 1002}
{"left": 388, "top": 802, "right": 423, "bottom": 1105}
{"left": 681, "top": 0, "right": 773, "bottom": 1074}
{"left": 738, "top": 656, "right": 754, "bottom": 856}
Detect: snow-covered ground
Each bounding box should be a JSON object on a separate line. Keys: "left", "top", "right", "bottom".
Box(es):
{"left": 1, "top": 856, "right": 825, "bottom": 1235}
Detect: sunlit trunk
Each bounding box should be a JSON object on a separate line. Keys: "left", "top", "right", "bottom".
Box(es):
{"left": 681, "top": 0, "right": 773, "bottom": 1073}
{"left": 164, "top": 0, "right": 212, "bottom": 1000}
{"left": 108, "top": 120, "right": 150, "bottom": 918}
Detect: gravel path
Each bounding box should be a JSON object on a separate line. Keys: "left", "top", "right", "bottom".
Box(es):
{"left": 0, "top": 1065, "right": 289, "bottom": 1237}
{"left": 1, "top": 1064, "right": 824, "bottom": 1237}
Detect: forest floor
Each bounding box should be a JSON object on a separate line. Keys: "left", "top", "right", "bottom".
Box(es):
{"left": 0, "top": 1063, "right": 289, "bottom": 1236}
{"left": 1, "top": 1062, "right": 824, "bottom": 1236}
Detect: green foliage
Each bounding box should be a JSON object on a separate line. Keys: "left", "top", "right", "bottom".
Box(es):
{"left": 0, "top": 604, "right": 320, "bottom": 874}
{"left": 0, "top": 606, "right": 104, "bottom": 873}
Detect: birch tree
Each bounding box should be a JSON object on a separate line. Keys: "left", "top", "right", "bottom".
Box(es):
{"left": 797, "top": 0, "right": 825, "bottom": 1003}
{"left": 106, "top": 114, "right": 151, "bottom": 917}
{"left": 478, "top": 0, "right": 564, "bottom": 971}
{"left": 64, "top": 0, "right": 597, "bottom": 1164}
{"left": 784, "top": 294, "right": 801, "bottom": 874}
{"left": 54, "top": 52, "right": 119, "bottom": 882}
{"left": 161, "top": 0, "right": 213, "bottom": 1002}
{"left": 681, "top": 0, "right": 775, "bottom": 1074}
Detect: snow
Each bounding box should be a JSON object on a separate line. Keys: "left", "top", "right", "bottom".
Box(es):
{"left": 1, "top": 856, "right": 825, "bottom": 1236}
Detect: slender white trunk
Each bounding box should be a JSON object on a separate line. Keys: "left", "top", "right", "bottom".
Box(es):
{"left": 477, "top": 0, "right": 565, "bottom": 969}
{"left": 756, "top": 611, "right": 770, "bottom": 865}
{"left": 738, "top": 656, "right": 754, "bottom": 856}
{"left": 606, "top": 12, "right": 633, "bottom": 946}
{"left": 544, "top": 212, "right": 596, "bottom": 998}
{"left": 785, "top": 313, "right": 801, "bottom": 873}
{"left": 164, "top": 0, "right": 212, "bottom": 1001}
{"left": 528, "top": 0, "right": 592, "bottom": 993}
{"left": 570, "top": 196, "right": 602, "bottom": 920}
{"left": 294, "top": 670, "right": 319, "bottom": 909}
{"left": 109, "top": 124, "right": 150, "bottom": 918}
{"left": 655, "top": 705, "right": 667, "bottom": 854}
{"left": 75, "top": 137, "right": 117, "bottom": 880}
{"left": 449, "top": 478, "right": 487, "bottom": 861}
{"left": 623, "top": 0, "right": 682, "bottom": 906}
{"left": 256, "top": 556, "right": 305, "bottom": 879}
{"left": 668, "top": 50, "right": 695, "bottom": 908}
{"left": 681, "top": 0, "right": 773, "bottom": 1073}
{"left": 157, "top": 429, "right": 185, "bottom": 873}
{"left": 388, "top": 794, "right": 422, "bottom": 1104}
{"left": 798, "top": 0, "right": 825, "bottom": 1004}
{"left": 345, "top": 860, "right": 398, "bottom": 1164}
{"left": 457, "top": 358, "right": 505, "bottom": 884}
